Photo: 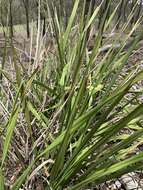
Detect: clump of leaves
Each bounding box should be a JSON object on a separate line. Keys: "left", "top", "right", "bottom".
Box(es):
{"left": 0, "top": 0, "right": 143, "bottom": 190}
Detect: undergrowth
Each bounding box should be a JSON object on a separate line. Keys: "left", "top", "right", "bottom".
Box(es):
{"left": 0, "top": 0, "right": 143, "bottom": 189}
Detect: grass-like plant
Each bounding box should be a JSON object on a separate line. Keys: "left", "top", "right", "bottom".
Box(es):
{"left": 0, "top": 0, "right": 143, "bottom": 189}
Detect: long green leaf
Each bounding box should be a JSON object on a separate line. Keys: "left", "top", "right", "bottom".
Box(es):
{"left": 1, "top": 106, "right": 20, "bottom": 166}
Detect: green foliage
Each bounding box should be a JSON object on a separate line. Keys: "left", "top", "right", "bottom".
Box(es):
{"left": 0, "top": 0, "right": 143, "bottom": 189}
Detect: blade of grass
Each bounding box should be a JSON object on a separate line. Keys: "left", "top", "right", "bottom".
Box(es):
{"left": 1, "top": 105, "right": 20, "bottom": 166}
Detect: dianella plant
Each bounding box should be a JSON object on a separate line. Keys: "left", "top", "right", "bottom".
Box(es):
{"left": 0, "top": 0, "right": 143, "bottom": 189}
